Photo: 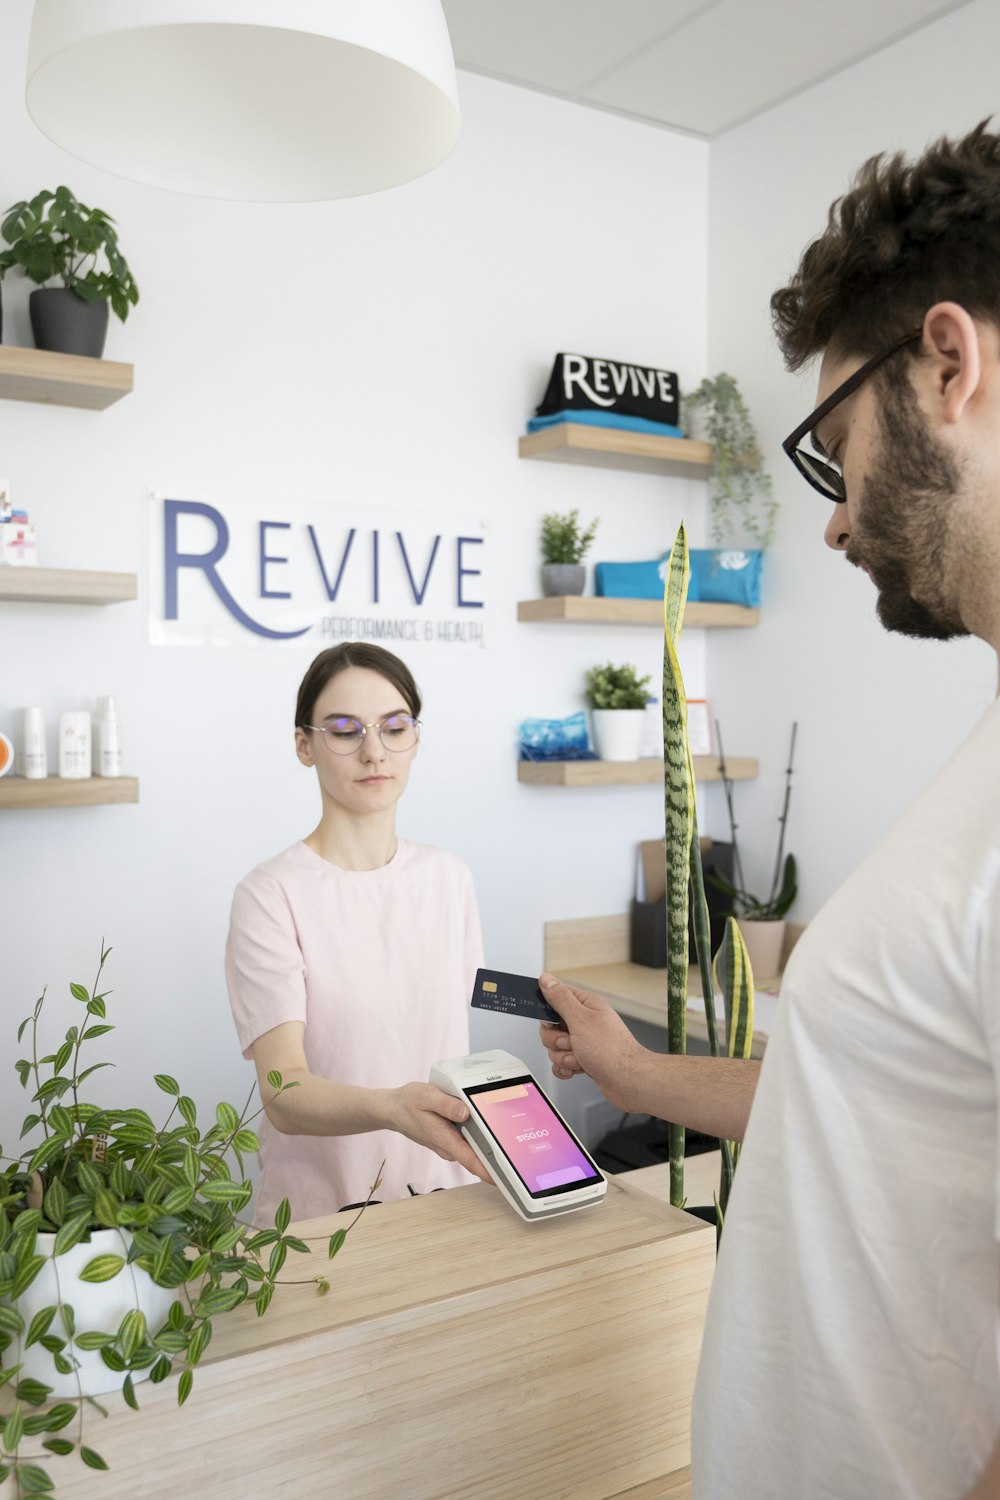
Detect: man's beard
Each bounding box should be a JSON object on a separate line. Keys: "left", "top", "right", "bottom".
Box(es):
{"left": 847, "top": 374, "right": 969, "bottom": 641}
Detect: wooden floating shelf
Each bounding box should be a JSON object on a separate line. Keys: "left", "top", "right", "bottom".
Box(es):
{"left": 0, "top": 566, "right": 137, "bottom": 605}
{"left": 517, "top": 596, "right": 758, "bottom": 628}
{"left": 517, "top": 757, "right": 757, "bottom": 787}
{"left": 0, "top": 776, "right": 139, "bottom": 809}
{"left": 518, "top": 423, "right": 712, "bottom": 477}
{"left": 0, "top": 345, "right": 133, "bottom": 410}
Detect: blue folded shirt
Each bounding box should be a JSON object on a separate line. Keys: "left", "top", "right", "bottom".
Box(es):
{"left": 526, "top": 409, "right": 685, "bottom": 439}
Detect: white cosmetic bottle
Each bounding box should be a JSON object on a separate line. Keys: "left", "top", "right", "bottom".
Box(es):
{"left": 16, "top": 706, "right": 48, "bottom": 779}
{"left": 93, "top": 696, "right": 123, "bottom": 777}
{"left": 59, "top": 710, "right": 92, "bottom": 779}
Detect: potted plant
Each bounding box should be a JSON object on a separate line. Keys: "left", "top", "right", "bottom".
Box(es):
{"left": 0, "top": 187, "right": 139, "bottom": 358}
{"left": 660, "top": 524, "right": 755, "bottom": 1237}
{"left": 540, "top": 509, "right": 598, "bottom": 597}
{"left": 709, "top": 721, "right": 799, "bottom": 982}
{"left": 0, "top": 942, "right": 367, "bottom": 1496}
{"left": 682, "top": 374, "right": 777, "bottom": 549}
{"left": 584, "top": 661, "right": 650, "bottom": 761}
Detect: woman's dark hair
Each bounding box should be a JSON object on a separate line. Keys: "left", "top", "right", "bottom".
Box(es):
{"left": 295, "top": 644, "right": 422, "bottom": 729}
{"left": 771, "top": 118, "right": 1000, "bottom": 372}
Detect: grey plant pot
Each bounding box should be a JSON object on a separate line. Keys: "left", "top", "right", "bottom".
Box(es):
{"left": 541, "top": 563, "right": 586, "bottom": 597}
{"left": 29, "top": 288, "right": 109, "bottom": 359}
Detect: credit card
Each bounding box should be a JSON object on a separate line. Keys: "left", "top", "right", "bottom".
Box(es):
{"left": 471, "top": 967, "right": 566, "bottom": 1027}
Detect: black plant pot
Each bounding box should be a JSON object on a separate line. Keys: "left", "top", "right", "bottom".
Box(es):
{"left": 29, "top": 288, "right": 109, "bottom": 358}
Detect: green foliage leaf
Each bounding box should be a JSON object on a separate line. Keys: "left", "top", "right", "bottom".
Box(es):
{"left": 149, "top": 1355, "right": 172, "bottom": 1384}
{"left": 216, "top": 1101, "right": 240, "bottom": 1134}
{"left": 82, "top": 1024, "right": 114, "bottom": 1040}
{"left": 11, "top": 1256, "right": 46, "bottom": 1298}
{"left": 43, "top": 1177, "right": 68, "bottom": 1227}
{"left": 177, "top": 1368, "right": 193, "bottom": 1406}
{"left": 80, "top": 1446, "right": 110, "bottom": 1471}
{"left": 69, "top": 983, "right": 90, "bottom": 1003}
{"left": 86, "top": 996, "right": 107, "bottom": 1019}
{"left": 327, "top": 1228, "right": 347, "bottom": 1260}
{"left": 275, "top": 1198, "right": 291, "bottom": 1235}
{"left": 154, "top": 1074, "right": 180, "bottom": 1096}
{"left": 234, "top": 1129, "right": 260, "bottom": 1153}
{"left": 42, "top": 1403, "right": 77, "bottom": 1432}
{"left": 266, "top": 1069, "right": 283, "bottom": 1089}
{"left": 255, "top": 1283, "right": 274, "bottom": 1317}
{"left": 78, "top": 1253, "right": 125, "bottom": 1284}
{"left": 76, "top": 1160, "right": 103, "bottom": 1196}
{"left": 24, "top": 1307, "right": 57, "bottom": 1350}
{"left": 74, "top": 1331, "right": 114, "bottom": 1351}
{"left": 269, "top": 1242, "right": 287, "bottom": 1277}
{"left": 12, "top": 1463, "right": 53, "bottom": 1493}
{"left": 198, "top": 1287, "right": 243, "bottom": 1316}
{"left": 187, "top": 1320, "right": 212, "bottom": 1364}
{"left": 2, "top": 1403, "right": 24, "bottom": 1451}
{"left": 122, "top": 1373, "right": 139, "bottom": 1411}
{"left": 199, "top": 1180, "right": 246, "bottom": 1205}
{"left": 42, "top": 1439, "right": 75, "bottom": 1456}
{"left": 178, "top": 1096, "right": 197, "bottom": 1128}
{"left": 93, "top": 1188, "right": 120, "bottom": 1229}
{"left": 0, "top": 1305, "right": 26, "bottom": 1336}
{"left": 116, "top": 1308, "right": 147, "bottom": 1361}
{"left": 14, "top": 1379, "right": 53, "bottom": 1407}
{"left": 152, "top": 1328, "right": 188, "bottom": 1354}
{"left": 53, "top": 1212, "right": 92, "bottom": 1257}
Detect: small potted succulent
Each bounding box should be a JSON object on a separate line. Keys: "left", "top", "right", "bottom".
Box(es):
{"left": 540, "top": 509, "right": 598, "bottom": 597}
{"left": 584, "top": 661, "right": 651, "bottom": 761}
{"left": 0, "top": 942, "right": 367, "bottom": 1496}
{"left": 0, "top": 186, "right": 139, "bottom": 358}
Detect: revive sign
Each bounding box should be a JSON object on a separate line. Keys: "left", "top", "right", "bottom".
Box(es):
{"left": 149, "top": 495, "right": 487, "bottom": 648}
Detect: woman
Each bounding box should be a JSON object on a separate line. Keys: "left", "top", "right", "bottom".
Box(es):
{"left": 225, "top": 642, "right": 487, "bottom": 1225}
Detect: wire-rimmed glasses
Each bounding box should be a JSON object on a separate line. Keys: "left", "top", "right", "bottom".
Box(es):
{"left": 304, "top": 712, "right": 421, "bottom": 755}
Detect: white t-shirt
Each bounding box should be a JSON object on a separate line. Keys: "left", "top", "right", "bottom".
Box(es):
{"left": 225, "top": 838, "right": 483, "bottom": 1224}
{"left": 693, "top": 698, "right": 1000, "bottom": 1500}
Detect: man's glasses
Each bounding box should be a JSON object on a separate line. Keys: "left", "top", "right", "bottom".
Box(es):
{"left": 782, "top": 329, "right": 923, "bottom": 501}
{"left": 305, "top": 713, "right": 421, "bottom": 756}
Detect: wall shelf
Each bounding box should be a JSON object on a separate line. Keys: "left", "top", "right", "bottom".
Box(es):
{"left": 0, "top": 776, "right": 139, "bottom": 810}
{"left": 517, "top": 596, "right": 758, "bottom": 628}
{"left": 0, "top": 566, "right": 137, "bottom": 605}
{"left": 518, "top": 423, "right": 711, "bottom": 477}
{"left": 0, "top": 345, "right": 133, "bottom": 410}
{"left": 517, "top": 757, "right": 757, "bottom": 787}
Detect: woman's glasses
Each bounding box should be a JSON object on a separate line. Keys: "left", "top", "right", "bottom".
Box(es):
{"left": 305, "top": 712, "right": 421, "bottom": 756}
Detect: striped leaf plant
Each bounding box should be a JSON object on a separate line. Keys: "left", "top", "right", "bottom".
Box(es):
{"left": 0, "top": 942, "right": 372, "bottom": 1496}
{"left": 662, "top": 524, "right": 755, "bottom": 1233}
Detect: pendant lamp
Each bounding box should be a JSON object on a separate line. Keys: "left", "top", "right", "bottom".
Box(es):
{"left": 26, "top": 0, "right": 461, "bottom": 202}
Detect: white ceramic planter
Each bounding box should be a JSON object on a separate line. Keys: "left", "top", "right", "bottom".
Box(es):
{"left": 735, "top": 917, "right": 786, "bottom": 984}
{"left": 8, "top": 1227, "right": 176, "bottom": 1398}
{"left": 591, "top": 708, "right": 646, "bottom": 761}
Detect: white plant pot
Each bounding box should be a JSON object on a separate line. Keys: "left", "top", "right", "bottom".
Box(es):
{"left": 591, "top": 709, "right": 646, "bottom": 761}
{"left": 735, "top": 917, "right": 787, "bottom": 985}
{"left": 7, "top": 1227, "right": 176, "bottom": 1398}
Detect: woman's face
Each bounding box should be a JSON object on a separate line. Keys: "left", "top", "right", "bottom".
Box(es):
{"left": 295, "top": 665, "right": 419, "bottom": 816}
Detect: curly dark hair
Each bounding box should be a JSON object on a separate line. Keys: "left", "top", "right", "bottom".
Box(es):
{"left": 771, "top": 118, "right": 1000, "bottom": 371}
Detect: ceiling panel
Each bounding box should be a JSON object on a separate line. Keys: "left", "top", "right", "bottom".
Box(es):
{"left": 441, "top": 0, "right": 711, "bottom": 97}
{"left": 444, "top": 0, "right": 976, "bottom": 138}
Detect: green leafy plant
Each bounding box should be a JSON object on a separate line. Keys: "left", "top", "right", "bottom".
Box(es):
{"left": 585, "top": 662, "right": 651, "bottom": 710}
{"left": 661, "top": 524, "right": 755, "bottom": 1237}
{"left": 540, "top": 509, "right": 598, "bottom": 565}
{"left": 0, "top": 942, "right": 370, "bottom": 1495}
{"left": 710, "top": 721, "right": 799, "bottom": 920}
{"left": 0, "top": 187, "right": 139, "bottom": 322}
{"left": 683, "top": 373, "right": 777, "bottom": 548}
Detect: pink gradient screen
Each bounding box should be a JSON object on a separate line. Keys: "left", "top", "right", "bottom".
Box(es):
{"left": 466, "top": 1077, "right": 601, "bottom": 1196}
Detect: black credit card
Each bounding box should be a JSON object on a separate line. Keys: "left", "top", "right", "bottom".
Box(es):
{"left": 471, "top": 967, "right": 566, "bottom": 1027}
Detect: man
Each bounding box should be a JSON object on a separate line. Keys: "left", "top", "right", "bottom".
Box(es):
{"left": 539, "top": 120, "right": 1000, "bottom": 1500}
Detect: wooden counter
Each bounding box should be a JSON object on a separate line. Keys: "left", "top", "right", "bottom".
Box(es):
{"left": 26, "top": 1177, "right": 714, "bottom": 1499}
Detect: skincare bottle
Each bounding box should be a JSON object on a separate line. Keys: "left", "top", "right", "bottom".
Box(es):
{"left": 59, "top": 710, "right": 91, "bottom": 779}
{"left": 17, "top": 706, "right": 47, "bottom": 779}
{"left": 93, "top": 695, "right": 123, "bottom": 777}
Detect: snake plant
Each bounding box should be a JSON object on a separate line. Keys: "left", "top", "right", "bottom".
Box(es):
{"left": 661, "top": 523, "right": 755, "bottom": 1230}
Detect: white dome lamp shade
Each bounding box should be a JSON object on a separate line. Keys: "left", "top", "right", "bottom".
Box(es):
{"left": 25, "top": 0, "right": 461, "bottom": 202}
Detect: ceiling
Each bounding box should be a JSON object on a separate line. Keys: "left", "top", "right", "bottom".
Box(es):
{"left": 441, "top": 0, "right": 975, "bottom": 139}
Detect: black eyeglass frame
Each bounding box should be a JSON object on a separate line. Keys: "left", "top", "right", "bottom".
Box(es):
{"left": 782, "top": 328, "right": 923, "bottom": 501}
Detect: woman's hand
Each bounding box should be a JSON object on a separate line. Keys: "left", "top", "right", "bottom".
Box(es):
{"left": 380, "top": 1083, "right": 493, "bottom": 1182}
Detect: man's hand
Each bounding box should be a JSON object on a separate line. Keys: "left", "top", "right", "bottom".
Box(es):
{"left": 380, "top": 1082, "right": 493, "bottom": 1182}
{"left": 537, "top": 973, "right": 646, "bottom": 1113}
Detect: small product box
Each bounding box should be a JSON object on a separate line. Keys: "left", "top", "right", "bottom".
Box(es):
{"left": 0, "top": 521, "right": 38, "bottom": 567}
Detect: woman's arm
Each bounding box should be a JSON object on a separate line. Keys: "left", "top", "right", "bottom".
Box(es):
{"left": 252, "top": 1020, "right": 491, "bottom": 1179}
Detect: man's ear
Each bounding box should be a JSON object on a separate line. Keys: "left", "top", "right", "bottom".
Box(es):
{"left": 922, "top": 301, "right": 982, "bottom": 424}
{"left": 294, "top": 727, "right": 315, "bottom": 767}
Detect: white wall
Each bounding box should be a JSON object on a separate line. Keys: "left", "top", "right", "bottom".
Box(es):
{"left": 704, "top": 0, "right": 1000, "bottom": 917}
{"left": 0, "top": 1, "right": 709, "bottom": 1157}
